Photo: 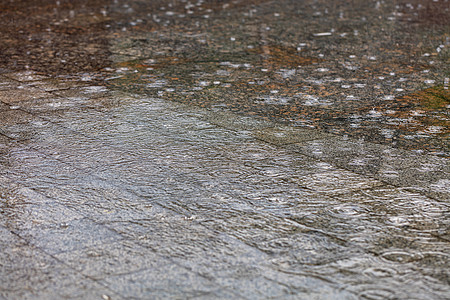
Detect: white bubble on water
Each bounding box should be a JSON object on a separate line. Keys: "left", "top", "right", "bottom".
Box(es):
{"left": 313, "top": 32, "right": 332, "bottom": 37}
{"left": 368, "top": 110, "right": 382, "bottom": 117}
{"left": 430, "top": 179, "right": 450, "bottom": 193}
{"left": 380, "top": 129, "right": 394, "bottom": 138}
{"left": 424, "top": 126, "right": 443, "bottom": 134}
{"left": 256, "top": 95, "right": 291, "bottom": 105}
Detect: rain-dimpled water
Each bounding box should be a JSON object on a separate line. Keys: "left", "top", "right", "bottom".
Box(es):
{"left": 0, "top": 0, "right": 449, "bottom": 299}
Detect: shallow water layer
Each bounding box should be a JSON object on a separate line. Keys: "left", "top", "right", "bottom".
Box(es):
{"left": 0, "top": 0, "right": 449, "bottom": 299}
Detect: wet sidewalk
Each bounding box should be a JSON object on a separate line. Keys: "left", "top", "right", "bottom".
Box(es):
{"left": 1, "top": 0, "right": 449, "bottom": 299}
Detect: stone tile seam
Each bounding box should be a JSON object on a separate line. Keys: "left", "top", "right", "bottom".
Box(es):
{"left": 190, "top": 107, "right": 448, "bottom": 201}
{"left": 2, "top": 82, "right": 444, "bottom": 167}
{"left": 101, "top": 93, "right": 447, "bottom": 202}
{"left": 136, "top": 92, "right": 448, "bottom": 159}
{"left": 0, "top": 89, "right": 444, "bottom": 203}
{"left": 117, "top": 92, "right": 446, "bottom": 166}
{"left": 1, "top": 84, "right": 445, "bottom": 201}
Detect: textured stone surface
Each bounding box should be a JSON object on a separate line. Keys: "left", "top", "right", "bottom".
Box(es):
{"left": 0, "top": 0, "right": 449, "bottom": 299}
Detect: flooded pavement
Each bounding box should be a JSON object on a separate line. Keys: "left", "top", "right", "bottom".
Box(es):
{"left": 0, "top": 0, "right": 449, "bottom": 299}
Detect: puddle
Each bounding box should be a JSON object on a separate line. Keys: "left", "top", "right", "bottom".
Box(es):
{"left": 1, "top": 0, "right": 449, "bottom": 298}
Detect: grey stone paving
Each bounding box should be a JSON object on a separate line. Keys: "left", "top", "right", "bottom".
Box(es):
{"left": 0, "top": 71, "right": 449, "bottom": 299}
{"left": 0, "top": 0, "right": 445, "bottom": 297}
